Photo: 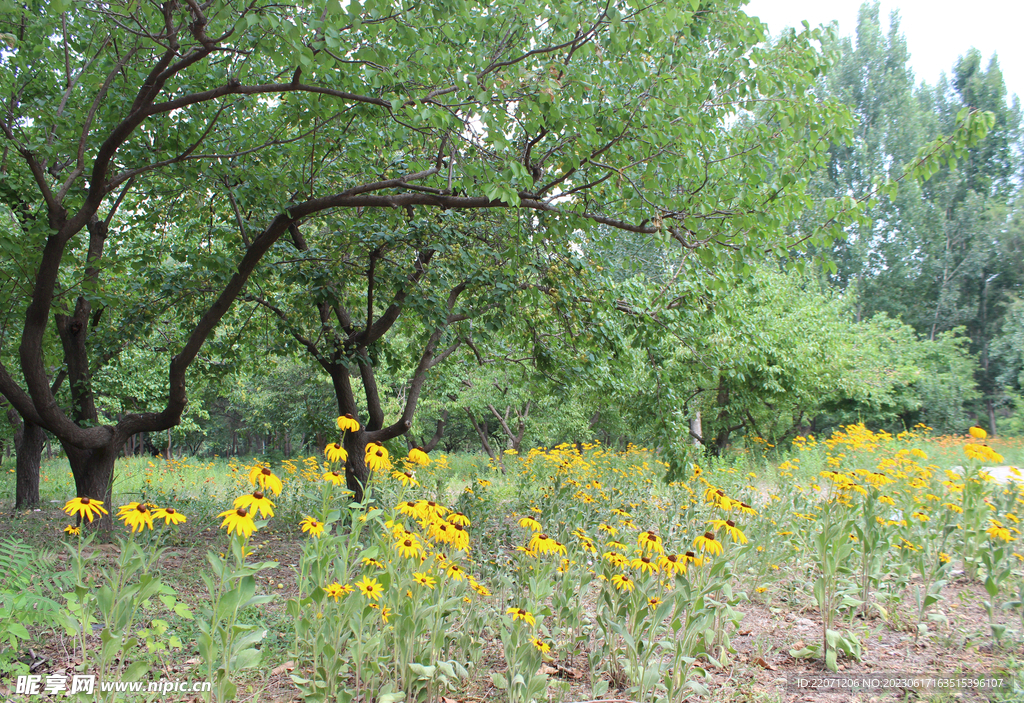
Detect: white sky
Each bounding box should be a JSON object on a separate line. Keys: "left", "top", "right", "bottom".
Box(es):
{"left": 743, "top": 0, "right": 1024, "bottom": 102}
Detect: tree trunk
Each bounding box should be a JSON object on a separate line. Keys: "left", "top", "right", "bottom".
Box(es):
{"left": 64, "top": 440, "right": 123, "bottom": 532}
{"left": 465, "top": 408, "right": 497, "bottom": 460}
{"left": 8, "top": 409, "right": 44, "bottom": 508}
{"left": 690, "top": 411, "right": 702, "bottom": 446}
{"left": 344, "top": 430, "right": 371, "bottom": 502}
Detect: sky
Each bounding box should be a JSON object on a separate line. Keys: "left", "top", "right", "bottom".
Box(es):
{"left": 743, "top": 0, "right": 1024, "bottom": 101}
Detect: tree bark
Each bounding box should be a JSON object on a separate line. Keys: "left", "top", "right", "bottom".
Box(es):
{"left": 8, "top": 408, "right": 44, "bottom": 508}
{"left": 64, "top": 440, "right": 124, "bottom": 532}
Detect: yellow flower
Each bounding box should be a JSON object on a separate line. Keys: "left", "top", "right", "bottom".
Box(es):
{"left": 528, "top": 533, "right": 561, "bottom": 555}
{"left": 969, "top": 426, "right": 988, "bottom": 440}
{"left": 362, "top": 557, "right": 385, "bottom": 569}
{"left": 336, "top": 414, "right": 361, "bottom": 432}
{"left": 659, "top": 553, "right": 686, "bottom": 575}
{"left": 630, "top": 556, "right": 659, "bottom": 575}
{"left": 530, "top": 637, "right": 551, "bottom": 653}
{"left": 637, "top": 530, "right": 665, "bottom": 555}
{"left": 445, "top": 563, "right": 469, "bottom": 581}
{"left": 63, "top": 497, "right": 108, "bottom": 523}
{"left": 249, "top": 466, "right": 283, "bottom": 496}
{"left": 518, "top": 516, "right": 542, "bottom": 532}
{"left": 693, "top": 532, "right": 723, "bottom": 556}
{"left": 300, "top": 516, "right": 324, "bottom": 537}
{"left": 413, "top": 572, "right": 437, "bottom": 589}
{"left": 234, "top": 491, "right": 275, "bottom": 519}
{"left": 987, "top": 521, "right": 1013, "bottom": 542}
{"left": 507, "top": 607, "right": 536, "bottom": 626}
{"left": 598, "top": 523, "right": 618, "bottom": 536}
{"left": 324, "top": 582, "right": 352, "bottom": 600}
{"left": 324, "top": 442, "right": 348, "bottom": 463}
{"left": 407, "top": 447, "right": 431, "bottom": 466}
{"left": 447, "top": 512, "right": 471, "bottom": 526}
{"left": 647, "top": 597, "right": 663, "bottom": 609}
{"left": 392, "top": 470, "right": 419, "bottom": 487}
{"left": 395, "top": 536, "right": 423, "bottom": 559}
{"left": 355, "top": 575, "right": 384, "bottom": 601}
{"left": 323, "top": 470, "right": 346, "bottom": 486}
{"left": 365, "top": 443, "right": 391, "bottom": 471}
{"left": 218, "top": 507, "right": 257, "bottom": 538}
{"left": 152, "top": 507, "right": 186, "bottom": 525}
{"left": 63, "top": 525, "right": 81, "bottom": 536}
{"left": 470, "top": 580, "right": 491, "bottom": 597}
{"left": 119, "top": 503, "right": 156, "bottom": 533}
{"left": 611, "top": 574, "right": 635, "bottom": 592}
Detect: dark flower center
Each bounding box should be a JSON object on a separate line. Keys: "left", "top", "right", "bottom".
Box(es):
{"left": 254, "top": 491, "right": 264, "bottom": 500}
{"left": 726, "top": 520, "right": 735, "bottom": 527}
{"left": 166, "top": 508, "right": 176, "bottom": 514}
{"left": 82, "top": 497, "right": 91, "bottom": 504}
{"left": 236, "top": 508, "right": 248, "bottom": 517}
{"left": 404, "top": 540, "right": 413, "bottom": 547}
{"left": 262, "top": 468, "right": 272, "bottom": 476}
{"left": 704, "top": 532, "right": 714, "bottom": 540}
{"left": 685, "top": 551, "right": 696, "bottom": 558}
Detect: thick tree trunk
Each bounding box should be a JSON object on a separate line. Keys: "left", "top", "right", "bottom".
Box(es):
{"left": 65, "top": 441, "right": 123, "bottom": 532}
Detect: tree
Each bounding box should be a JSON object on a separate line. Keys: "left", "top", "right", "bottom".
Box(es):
{"left": 0, "top": 0, "right": 886, "bottom": 516}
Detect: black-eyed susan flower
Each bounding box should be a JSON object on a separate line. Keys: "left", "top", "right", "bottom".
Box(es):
{"left": 120, "top": 503, "right": 156, "bottom": 533}
{"left": 395, "top": 536, "right": 423, "bottom": 559}
{"left": 366, "top": 444, "right": 391, "bottom": 471}
{"left": 630, "top": 556, "right": 659, "bottom": 575}
{"left": 637, "top": 530, "right": 664, "bottom": 555}
{"left": 518, "top": 516, "right": 542, "bottom": 532}
{"left": 602, "top": 550, "right": 628, "bottom": 568}
{"left": 234, "top": 491, "right": 275, "bottom": 519}
{"left": 659, "top": 553, "right": 686, "bottom": 575}
{"left": 407, "top": 447, "right": 431, "bottom": 466}
{"left": 598, "top": 523, "right": 618, "bottom": 536}
{"left": 249, "top": 466, "right": 283, "bottom": 496}
{"left": 392, "top": 469, "right": 419, "bottom": 487}
{"left": 64, "top": 524, "right": 81, "bottom": 536}
{"left": 987, "top": 520, "right": 1013, "bottom": 542}
{"left": 528, "top": 533, "right": 558, "bottom": 555}
{"left": 324, "top": 443, "right": 348, "bottom": 463}
{"left": 708, "top": 519, "right": 747, "bottom": 544}
{"left": 355, "top": 575, "right": 384, "bottom": 601}
{"left": 647, "top": 596, "right": 663, "bottom": 609}
{"left": 218, "top": 507, "right": 256, "bottom": 538}
{"left": 530, "top": 637, "right": 551, "bottom": 653}
{"left": 152, "top": 507, "right": 186, "bottom": 526}
{"left": 336, "top": 414, "right": 360, "bottom": 432}
{"left": 448, "top": 523, "right": 470, "bottom": 551}
{"left": 323, "top": 470, "right": 346, "bottom": 486}
{"left": 413, "top": 572, "right": 436, "bottom": 589}
{"left": 610, "top": 574, "right": 634, "bottom": 592}
{"left": 299, "top": 516, "right": 324, "bottom": 537}
{"left": 448, "top": 512, "right": 471, "bottom": 526}
{"left": 362, "top": 557, "right": 385, "bottom": 569}
{"left": 470, "top": 580, "right": 491, "bottom": 597}
{"left": 63, "top": 496, "right": 108, "bottom": 523}
{"left": 507, "top": 607, "right": 536, "bottom": 626}
{"left": 969, "top": 426, "right": 988, "bottom": 440}
{"left": 446, "top": 563, "right": 468, "bottom": 582}
{"left": 693, "top": 532, "right": 723, "bottom": 556}
{"left": 324, "top": 582, "right": 352, "bottom": 600}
